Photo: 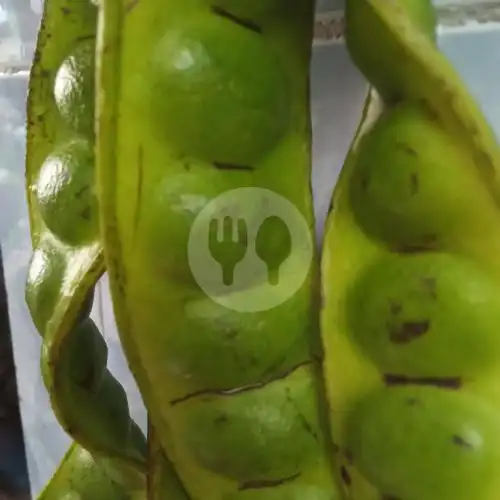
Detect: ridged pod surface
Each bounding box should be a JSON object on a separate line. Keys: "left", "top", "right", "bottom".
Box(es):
{"left": 97, "top": 1, "right": 340, "bottom": 499}
{"left": 322, "top": 1, "right": 500, "bottom": 500}
{"left": 25, "top": 0, "right": 147, "bottom": 497}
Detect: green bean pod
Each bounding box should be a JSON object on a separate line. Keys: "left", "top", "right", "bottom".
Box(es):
{"left": 37, "top": 429, "right": 190, "bottom": 500}
{"left": 97, "top": 1, "right": 340, "bottom": 499}
{"left": 322, "top": 1, "right": 500, "bottom": 500}
{"left": 25, "top": 0, "right": 147, "bottom": 493}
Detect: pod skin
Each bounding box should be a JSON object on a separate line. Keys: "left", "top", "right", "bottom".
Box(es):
{"left": 97, "top": 1, "right": 340, "bottom": 499}
{"left": 322, "top": 2, "right": 500, "bottom": 500}
{"left": 25, "top": 0, "right": 149, "bottom": 496}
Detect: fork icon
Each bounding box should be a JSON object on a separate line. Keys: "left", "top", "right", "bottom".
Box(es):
{"left": 209, "top": 216, "right": 248, "bottom": 286}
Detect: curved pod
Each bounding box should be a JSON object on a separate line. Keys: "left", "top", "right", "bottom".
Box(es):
{"left": 97, "top": 1, "right": 340, "bottom": 499}
{"left": 322, "top": 2, "right": 500, "bottom": 500}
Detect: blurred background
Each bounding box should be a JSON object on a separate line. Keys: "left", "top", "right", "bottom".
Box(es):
{"left": 0, "top": 0, "right": 498, "bottom": 498}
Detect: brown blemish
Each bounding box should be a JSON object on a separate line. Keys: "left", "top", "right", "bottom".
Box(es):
{"left": 389, "top": 320, "right": 430, "bottom": 344}
{"left": 239, "top": 473, "right": 300, "bottom": 491}
{"left": 384, "top": 374, "right": 462, "bottom": 389}
{"left": 214, "top": 415, "right": 229, "bottom": 425}
{"left": 213, "top": 161, "right": 254, "bottom": 171}
{"left": 340, "top": 466, "right": 351, "bottom": 486}
{"left": 421, "top": 277, "right": 437, "bottom": 298}
{"left": 473, "top": 149, "right": 493, "bottom": 169}
{"left": 405, "top": 397, "right": 421, "bottom": 406}
{"left": 80, "top": 206, "right": 92, "bottom": 221}
{"left": 75, "top": 35, "right": 96, "bottom": 43}
{"left": 389, "top": 301, "right": 402, "bottom": 315}
{"left": 132, "top": 145, "right": 144, "bottom": 245}
{"left": 126, "top": 0, "right": 139, "bottom": 13}
{"left": 452, "top": 434, "right": 474, "bottom": 449}
{"left": 75, "top": 185, "right": 90, "bottom": 199}
{"left": 410, "top": 172, "right": 419, "bottom": 195}
{"left": 395, "top": 233, "right": 438, "bottom": 254}
{"left": 223, "top": 329, "right": 238, "bottom": 340}
{"left": 397, "top": 143, "right": 417, "bottom": 156}
{"left": 211, "top": 6, "right": 262, "bottom": 34}
{"left": 170, "top": 360, "right": 312, "bottom": 406}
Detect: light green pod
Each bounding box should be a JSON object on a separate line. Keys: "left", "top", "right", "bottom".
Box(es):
{"left": 25, "top": 0, "right": 153, "bottom": 496}
{"left": 97, "top": 1, "right": 340, "bottom": 499}
{"left": 321, "top": 1, "right": 500, "bottom": 500}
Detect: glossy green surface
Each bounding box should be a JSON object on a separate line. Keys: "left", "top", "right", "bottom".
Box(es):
{"left": 97, "top": 1, "right": 339, "bottom": 499}
{"left": 25, "top": 0, "right": 148, "bottom": 497}
{"left": 322, "top": 1, "right": 500, "bottom": 500}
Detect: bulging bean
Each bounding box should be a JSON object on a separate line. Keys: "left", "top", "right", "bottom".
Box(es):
{"left": 155, "top": 289, "right": 313, "bottom": 392}
{"left": 36, "top": 138, "right": 98, "bottom": 246}
{"left": 25, "top": 239, "right": 67, "bottom": 333}
{"left": 171, "top": 364, "right": 324, "bottom": 483}
{"left": 54, "top": 39, "right": 95, "bottom": 139}
{"left": 350, "top": 104, "right": 500, "bottom": 253}
{"left": 348, "top": 252, "right": 500, "bottom": 378}
{"left": 127, "top": 14, "right": 290, "bottom": 166}
{"left": 346, "top": 386, "right": 500, "bottom": 500}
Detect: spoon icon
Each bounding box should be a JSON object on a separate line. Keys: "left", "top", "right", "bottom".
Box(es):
{"left": 254, "top": 215, "right": 292, "bottom": 286}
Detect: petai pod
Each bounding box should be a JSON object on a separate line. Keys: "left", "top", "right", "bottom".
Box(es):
{"left": 97, "top": 1, "right": 340, "bottom": 499}
{"left": 322, "top": 1, "right": 500, "bottom": 500}
{"left": 37, "top": 430, "right": 189, "bottom": 500}
{"left": 37, "top": 443, "right": 134, "bottom": 500}
{"left": 25, "top": 0, "right": 147, "bottom": 494}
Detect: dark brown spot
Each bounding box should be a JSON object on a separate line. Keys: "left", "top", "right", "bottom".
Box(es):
{"left": 340, "top": 466, "right": 351, "bottom": 486}
{"left": 326, "top": 199, "right": 335, "bottom": 217}
{"left": 398, "top": 143, "right": 417, "bottom": 156}
{"left": 239, "top": 473, "right": 300, "bottom": 491}
{"left": 389, "top": 301, "right": 402, "bottom": 315}
{"left": 361, "top": 175, "right": 370, "bottom": 190}
{"left": 170, "top": 360, "right": 312, "bottom": 405}
{"left": 389, "top": 320, "right": 430, "bottom": 344}
{"left": 75, "top": 35, "right": 96, "bottom": 43}
{"left": 132, "top": 145, "right": 144, "bottom": 245}
{"left": 405, "top": 397, "right": 421, "bottom": 406}
{"left": 384, "top": 374, "right": 462, "bottom": 389}
{"left": 126, "top": 0, "right": 139, "bottom": 12}
{"left": 75, "top": 185, "right": 90, "bottom": 199}
{"left": 395, "top": 234, "right": 437, "bottom": 254}
{"left": 211, "top": 6, "right": 262, "bottom": 34}
{"left": 223, "top": 329, "right": 238, "bottom": 340}
{"left": 410, "top": 172, "right": 419, "bottom": 195}
{"left": 214, "top": 415, "right": 229, "bottom": 425}
{"left": 345, "top": 450, "right": 354, "bottom": 464}
{"left": 473, "top": 149, "right": 493, "bottom": 170}
{"left": 421, "top": 277, "right": 437, "bottom": 298}
{"left": 452, "top": 434, "right": 474, "bottom": 449}
{"left": 80, "top": 206, "right": 91, "bottom": 221}
{"left": 395, "top": 245, "right": 428, "bottom": 254}
{"left": 213, "top": 161, "right": 254, "bottom": 171}
{"left": 60, "top": 7, "right": 70, "bottom": 15}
